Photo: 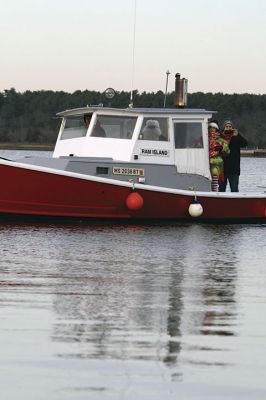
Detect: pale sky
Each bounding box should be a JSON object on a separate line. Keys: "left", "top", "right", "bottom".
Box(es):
{"left": 1, "top": 0, "right": 266, "bottom": 94}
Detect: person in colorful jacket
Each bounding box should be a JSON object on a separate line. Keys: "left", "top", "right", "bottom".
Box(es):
{"left": 219, "top": 120, "right": 248, "bottom": 192}
{"left": 208, "top": 122, "right": 230, "bottom": 191}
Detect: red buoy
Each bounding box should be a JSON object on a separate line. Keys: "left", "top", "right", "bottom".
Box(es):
{"left": 126, "top": 192, "right": 144, "bottom": 211}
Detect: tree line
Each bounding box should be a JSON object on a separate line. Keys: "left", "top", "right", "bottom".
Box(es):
{"left": 0, "top": 88, "right": 265, "bottom": 147}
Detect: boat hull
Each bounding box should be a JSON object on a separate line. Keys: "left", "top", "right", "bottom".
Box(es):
{"left": 0, "top": 162, "right": 265, "bottom": 222}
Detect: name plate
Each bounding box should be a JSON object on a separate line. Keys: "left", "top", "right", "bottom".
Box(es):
{"left": 113, "top": 167, "right": 145, "bottom": 176}
{"left": 140, "top": 148, "right": 169, "bottom": 156}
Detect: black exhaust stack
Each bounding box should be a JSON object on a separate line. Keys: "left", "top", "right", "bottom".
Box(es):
{"left": 174, "top": 73, "right": 188, "bottom": 108}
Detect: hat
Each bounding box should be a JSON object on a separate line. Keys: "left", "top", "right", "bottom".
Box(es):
{"left": 223, "top": 120, "right": 233, "bottom": 128}
{"left": 208, "top": 122, "right": 219, "bottom": 130}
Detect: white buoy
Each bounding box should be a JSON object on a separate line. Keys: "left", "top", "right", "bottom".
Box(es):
{"left": 188, "top": 200, "right": 203, "bottom": 217}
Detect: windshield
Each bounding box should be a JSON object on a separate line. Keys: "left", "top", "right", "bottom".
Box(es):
{"left": 139, "top": 117, "right": 169, "bottom": 141}
{"left": 60, "top": 116, "right": 88, "bottom": 140}
{"left": 91, "top": 115, "right": 137, "bottom": 139}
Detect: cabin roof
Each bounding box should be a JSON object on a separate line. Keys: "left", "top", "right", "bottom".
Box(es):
{"left": 57, "top": 106, "right": 215, "bottom": 117}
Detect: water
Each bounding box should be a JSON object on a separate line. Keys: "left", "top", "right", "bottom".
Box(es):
{"left": 0, "top": 151, "right": 266, "bottom": 400}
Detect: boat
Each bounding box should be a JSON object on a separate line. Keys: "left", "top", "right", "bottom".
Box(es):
{"left": 0, "top": 74, "right": 265, "bottom": 223}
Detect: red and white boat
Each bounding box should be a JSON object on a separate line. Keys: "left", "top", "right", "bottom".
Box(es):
{"left": 0, "top": 77, "right": 265, "bottom": 222}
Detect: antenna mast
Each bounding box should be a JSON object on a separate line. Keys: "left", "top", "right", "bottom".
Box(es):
{"left": 163, "top": 70, "right": 170, "bottom": 108}
{"left": 129, "top": 0, "right": 137, "bottom": 108}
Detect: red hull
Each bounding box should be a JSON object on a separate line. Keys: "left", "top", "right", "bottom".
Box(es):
{"left": 0, "top": 163, "right": 265, "bottom": 222}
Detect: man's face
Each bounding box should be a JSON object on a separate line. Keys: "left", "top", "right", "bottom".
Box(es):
{"left": 224, "top": 123, "right": 233, "bottom": 131}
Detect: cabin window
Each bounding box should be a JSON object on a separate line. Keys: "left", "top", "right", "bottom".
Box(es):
{"left": 60, "top": 116, "right": 88, "bottom": 140}
{"left": 139, "top": 118, "right": 169, "bottom": 141}
{"left": 174, "top": 122, "right": 203, "bottom": 148}
{"left": 91, "top": 115, "right": 137, "bottom": 139}
{"left": 96, "top": 166, "right": 109, "bottom": 175}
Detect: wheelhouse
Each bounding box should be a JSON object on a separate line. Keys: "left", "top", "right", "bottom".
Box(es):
{"left": 53, "top": 107, "right": 213, "bottom": 179}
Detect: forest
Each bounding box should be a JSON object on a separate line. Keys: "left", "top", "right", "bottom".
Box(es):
{"left": 0, "top": 88, "right": 266, "bottom": 147}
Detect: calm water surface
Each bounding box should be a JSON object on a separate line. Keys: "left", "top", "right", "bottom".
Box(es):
{"left": 0, "top": 151, "right": 266, "bottom": 399}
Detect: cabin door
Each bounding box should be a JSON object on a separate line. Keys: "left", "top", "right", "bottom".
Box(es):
{"left": 172, "top": 119, "right": 211, "bottom": 178}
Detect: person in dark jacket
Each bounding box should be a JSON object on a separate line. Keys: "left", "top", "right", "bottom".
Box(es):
{"left": 219, "top": 120, "right": 248, "bottom": 192}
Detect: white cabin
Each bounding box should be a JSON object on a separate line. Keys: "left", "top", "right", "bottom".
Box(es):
{"left": 54, "top": 107, "right": 213, "bottom": 179}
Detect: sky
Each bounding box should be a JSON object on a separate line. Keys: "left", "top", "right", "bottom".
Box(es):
{"left": 1, "top": 0, "right": 266, "bottom": 95}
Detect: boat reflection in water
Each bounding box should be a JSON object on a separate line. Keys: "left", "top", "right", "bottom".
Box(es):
{"left": 51, "top": 224, "right": 237, "bottom": 372}
{"left": 2, "top": 219, "right": 265, "bottom": 400}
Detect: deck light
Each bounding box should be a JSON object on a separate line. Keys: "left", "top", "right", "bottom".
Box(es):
{"left": 104, "top": 88, "right": 116, "bottom": 100}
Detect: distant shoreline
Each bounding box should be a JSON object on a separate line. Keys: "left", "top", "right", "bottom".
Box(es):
{"left": 241, "top": 149, "right": 266, "bottom": 157}
{"left": 0, "top": 143, "right": 54, "bottom": 151}
{"left": 0, "top": 143, "right": 266, "bottom": 157}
